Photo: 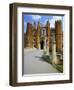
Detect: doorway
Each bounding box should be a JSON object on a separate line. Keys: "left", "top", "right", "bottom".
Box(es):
{"left": 40, "top": 40, "right": 44, "bottom": 49}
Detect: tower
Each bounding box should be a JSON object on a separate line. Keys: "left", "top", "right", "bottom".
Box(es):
{"left": 36, "top": 21, "right": 41, "bottom": 49}
{"left": 42, "top": 20, "right": 51, "bottom": 55}
{"left": 55, "top": 20, "right": 63, "bottom": 52}
{"left": 32, "top": 22, "right": 37, "bottom": 48}
{"left": 46, "top": 20, "right": 51, "bottom": 50}
{"left": 25, "top": 22, "right": 33, "bottom": 48}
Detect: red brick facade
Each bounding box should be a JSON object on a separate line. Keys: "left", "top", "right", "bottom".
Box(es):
{"left": 55, "top": 21, "right": 63, "bottom": 52}
{"left": 24, "top": 20, "right": 63, "bottom": 52}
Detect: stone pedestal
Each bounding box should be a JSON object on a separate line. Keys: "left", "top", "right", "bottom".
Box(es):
{"left": 44, "top": 39, "right": 46, "bottom": 50}
{"left": 43, "top": 38, "right": 49, "bottom": 56}
{"left": 38, "top": 43, "right": 40, "bottom": 49}
{"left": 46, "top": 47, "right": 49, "bottom": 56}
{"left": 52, "top": 42, "right": 59, "bottom": 64}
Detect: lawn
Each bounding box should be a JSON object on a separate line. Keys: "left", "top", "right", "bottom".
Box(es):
{"left": 41, "top": 55, "right": 63, "bottom": 73}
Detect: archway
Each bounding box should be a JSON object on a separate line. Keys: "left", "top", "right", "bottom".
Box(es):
{"left": 40, "top": 40, "right": 44, "bottom": 49}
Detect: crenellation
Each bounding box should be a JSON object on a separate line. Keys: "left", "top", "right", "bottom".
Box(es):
{"left": 24, "top": 20, "right": 63, "bottom": 53}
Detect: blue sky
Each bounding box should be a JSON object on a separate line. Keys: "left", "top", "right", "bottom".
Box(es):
{"left": 23, "top": 14, "right": 64, "bottom": 33}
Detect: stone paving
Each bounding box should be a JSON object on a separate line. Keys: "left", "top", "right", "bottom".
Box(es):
{"left": 23, "top": 49, "right": 59, "bottom": 75}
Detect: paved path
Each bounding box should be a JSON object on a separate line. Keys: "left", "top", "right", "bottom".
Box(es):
{"left": 23, "top": 49, "right": 59, "bottom": 75}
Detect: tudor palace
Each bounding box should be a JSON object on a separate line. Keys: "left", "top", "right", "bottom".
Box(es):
{"left": 24, "top": 20, "right": 63, "bottom": 53}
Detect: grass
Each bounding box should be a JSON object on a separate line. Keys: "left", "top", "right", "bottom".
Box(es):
{"left": 53, "top": 64, "right": 63, "bottom": 73}
{"left": 41, "top": 55, "right": 63, "bottom": 73}
{"left": 41, "top": 55, "right": 51, "bottom": 64}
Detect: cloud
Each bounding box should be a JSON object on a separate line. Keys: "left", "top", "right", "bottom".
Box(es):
{"left": 43, "top": 16, "right": 63, "bottom": 28}
{"left": 53, "top": 16, "right": 62, "bottom": 21}
{"left": 44, "top": 19, "right": 48, "bottom": 25}
{"left": 31, "top": 15, "right": 41, "bottom": 21}
{"left": 49, "top": 16, "right": 62, "bottom": 28}
{"left": 24, "top": 22, "right": 27, "bottom": 33}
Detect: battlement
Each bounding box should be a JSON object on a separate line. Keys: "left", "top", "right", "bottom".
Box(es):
{"left": 24, "top": 20, "right": 63, "bottom": 52}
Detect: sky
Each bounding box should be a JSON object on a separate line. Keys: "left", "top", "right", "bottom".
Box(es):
{"left": 23, "top": 14, "right": 64, "bottom": 33}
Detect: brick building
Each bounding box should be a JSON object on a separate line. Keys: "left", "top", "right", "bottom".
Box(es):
{"left": 24, "top": 20, "right": 63, "bottom": 52}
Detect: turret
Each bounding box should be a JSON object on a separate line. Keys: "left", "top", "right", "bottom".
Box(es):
{"left": 55, "top": 20, "right": 63, "bottom": 52}
{"left": 36, "top": 20, "right": 41, "bottom": 49}
{"left": 46, "top": 20, "right": 51, "bottom": 50}
{"left": 25, "top": 22, "right": 33, "bottom": 48}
